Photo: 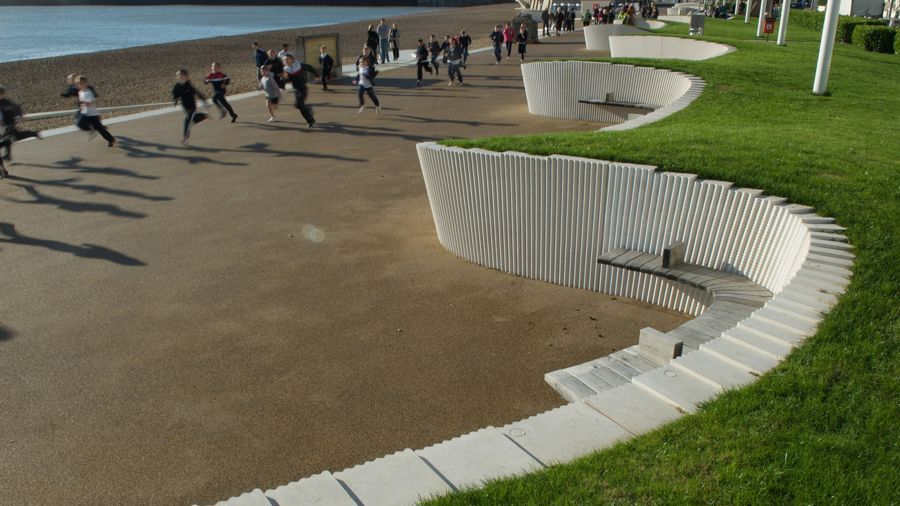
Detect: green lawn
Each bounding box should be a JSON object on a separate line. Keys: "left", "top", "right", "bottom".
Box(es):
{"left": 426, "top": 19, "right": 900, "bottom": 505}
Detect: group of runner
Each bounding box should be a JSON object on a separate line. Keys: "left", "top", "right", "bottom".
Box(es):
{"left": 0, "top": 17, "right": 537, "bottom": 177}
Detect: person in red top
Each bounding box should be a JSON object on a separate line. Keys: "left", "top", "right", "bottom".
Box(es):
{"left": 502, "top": 22, "right": 515, "bottom": 60}
{"left": 204, "top": 63, "right": 238, "bottom": 123}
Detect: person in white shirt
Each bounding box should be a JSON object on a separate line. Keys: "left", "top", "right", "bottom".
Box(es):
{"left": 357, "top": 60, "right": 381, "bottom": 114}
{"left": 76, "top": 76, "right": 116, "bottom": 147}
{"left": 259, "top": 65, "right": 281, "bottom": 123}
{"left": 277, "top": 44, "right": 293, "bottom": 61}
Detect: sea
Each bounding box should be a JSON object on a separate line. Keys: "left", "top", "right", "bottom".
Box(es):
{"left": 0, "top": 5, "right": 432, "bottom": 64}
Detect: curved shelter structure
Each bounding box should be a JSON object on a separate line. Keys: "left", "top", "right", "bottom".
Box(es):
{"left": 609, "top": 35, "right": 735, "bottom": 60}
{"left": 584, "top": 24, "right": 646, "bottom": 51}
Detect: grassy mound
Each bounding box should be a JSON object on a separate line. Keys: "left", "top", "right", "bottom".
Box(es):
{"left": 427, "top": 19, "right": 899, "bottom": 505}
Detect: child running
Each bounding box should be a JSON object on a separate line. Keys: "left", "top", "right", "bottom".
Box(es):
{"left": 446, "top": 38, "right": 464, "bottom": 87}
{"left": 357, "top": 59, "right": 381, "bottom": 114}
{"left": 172, "top": 69, "right": 209, "bottom": 145}
{"left": 517, "top": 24, "right": 529, "bottom": 62}
{"left": 428, "top": 35, "right": 442, "bottom": 75}
{"left": 318, "top": 45, "right": 334, "bottom": 91}
{"left": 204, "top": 63, "right": 238, "bottom": 123}
{"left": 490, "top": 25, "right": 504, "bottom": 65}
{"left": 415, "top": 38, "right": 433, "bottom": 87}
{"left": 282, "top": 54, "right": 319, "bottom": 128}
{"left": 77, "top": 76, "right": 116, "bottom": 147}
{"left": 0, "top": 86, "right": 42, "bottom": 178}
{"left": 459, "top": 30, "right": 472, "bottom": 67}
{"left": 503, "top": 23, "right": 515, "bottom": 60}
{"left": 259, "top": 65, "right": 281, "bottom": 123}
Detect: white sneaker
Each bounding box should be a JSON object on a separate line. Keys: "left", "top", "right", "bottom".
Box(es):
{"left": 448, "top": 81, "right": 453, "bottom": 87}
{"left": 358, "top": 106, "right": 365, "bottom": 114}
{"left": 267, "top": 117, "right": 275, "bottom": 123}
{"left": 375, "top": 106, "right": 381, "bottom": 114}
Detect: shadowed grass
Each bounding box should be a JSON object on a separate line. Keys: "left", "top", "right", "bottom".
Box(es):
{"left": 425, "top": 19, "right": 900, "bottom": 505}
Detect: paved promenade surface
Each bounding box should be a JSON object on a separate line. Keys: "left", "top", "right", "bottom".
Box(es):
{"left": 0, "top": 35, "right": 686, "bottom": 505}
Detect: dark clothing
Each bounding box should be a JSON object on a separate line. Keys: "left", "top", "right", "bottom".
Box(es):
{"left": 517, "top": 32, "right": 528, "bottom": 59}
{"left": 0, "top": 98, "right": 23, "bottom": 126}
{"left": 81, "top": 115, "right": 115, "bottom": 144}
{"left": 490, "top": 31, "right": 504, "bottom": 62}
{"left": 205, "top": 72, "right": 237, "bottom": 119}
{"left": 293, "top": 87, "right": 315, "bottom": 125}
{"left": 319, "top": 53, "right": 334, "bottom": 89}
{"left": 428, "top": 40, "right": 442, "bottom": 73}
{"left": 182, "top": 109, "right": 208, "bottom": 138}
{"left": 366, "top": 30, "right": 379, "bottom": 51}
{"left": 254, "top": 48, "right": 268, "bottom": 67}
{"left": 390, "top": 28, "right": 400, "bottom": 60}
{"left": 172, "top": 81, "right": 206, "bottom": 111}
{"left": 285, "top": 62, "right": 318, "bottom": 125}
{"left": 415, "top": 46, "right": 432, "bottom": 81}
{"left": 459, "top": 34, "right": 472, "bottom": 63}
{"left": 266, "top": 57, "right": 286, "bottom": 88}
{"left": 358, "top": 86, "right": 380, "bottom": 107}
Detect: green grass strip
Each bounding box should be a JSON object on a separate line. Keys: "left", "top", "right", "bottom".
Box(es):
{"left": 427, "top": 19, "right": 900, "bottom": 505}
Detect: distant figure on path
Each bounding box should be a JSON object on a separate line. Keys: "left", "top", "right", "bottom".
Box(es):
{"left": 428, "top": 35, "right": 442, "bottom": 75}
{"left": 357, "top": 58, "right": 381, "bottom": 114}
{"left": 446, "top": 38, "right": 464, "bottom": 86}
{"left": 259, "top": 65, "right": 280, "bottom": 123}
{"left": 282, "top": 54, "right": 319, "bottom": 128}
{"left": 172, "top": 69, "right": 208, "bottom": 145}
{"left": 459, "top": 29, "right": 472, "bottom": 67}
{"left": 377, "top": 19, "right": 390, "bottom": 64}
{"left": 517, "top": 24, "right": 528, "bottom": 62}
{"left": 366, "top": 25, "right": 379, "bottom": 54}
{"left": 555, "top": 8, "right": 564, "bottom": 35}
{"left": 252, "top": 42, "right": 268, "bottom": 80}
{"left": 541, "top": 9, "right": 550, "bottom": 36}
{"left": 0, "top": 86, "right": 41, "bottom": 178}
{"left": 490, "top": 25, "right": 504, "bottom": 65}
{"left": 390, "top": 23, "right": 400, "bottom": 61}
{"left": 77, "top": 76, "right": 116, "bottom": 147}
{"left": 205, "top": 63, "right": 238, "bottom": 123}
{"left": 318, "top": 45, "right": 335, "bottom": 91}
{"left": 502, "top": 23, "right": 515, "bottom": 60}
{"left": 415, "top": 38, "right": 433, "bottom": 86}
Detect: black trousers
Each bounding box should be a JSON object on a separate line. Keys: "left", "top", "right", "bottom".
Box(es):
{"left": 416, "top": 61, "right": 432, "bottom": 80}
{"left": 1, "top": 126, "right": 40, "bottom": 160}
{"left": 294, "top": 87, "right": 315, "bottom": 124}
{"left": 321, "top": 66, "right": 333, "bottom": 89}
{"left": 506, "top": 42, "right": 513, "bottom": 57}
{"left": 82, "top": 115, "right": 115, "bottom": 143}
{"left": 358, "top": 86, "right": 380, "bottom": 107}
{"left": 212, "top": 92, "right": 236, "bottom": 118}
{"left": 448, "top": 62, "right": 463, "bottom": 83}
{"left": 183, "top": 107, "right": 208, "bottom": 138}
{"left": 391, "top": 41, "right": 400, "bottom": 60}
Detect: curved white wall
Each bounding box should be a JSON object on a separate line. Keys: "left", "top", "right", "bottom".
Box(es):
{"left": 610, "top": 35, "right": 735, "bottom": 61}
{"left": 522, "top": 61, "right": 704, "bottom": 128}
{"left": 417, "top": 143, "right": 812, "bottom": 317}
{"left": 585, "top": 24, "right": 645, "bottom": 51}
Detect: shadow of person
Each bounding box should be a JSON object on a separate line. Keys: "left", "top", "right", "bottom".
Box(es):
{"left": 0, "top": 325, "right": 13, "bottom": 342}
{"left": 4, "top": 185, "right": 146, "bottom": 219}
{"left": 0, "top": 223, "right": 145, "bottom": 266}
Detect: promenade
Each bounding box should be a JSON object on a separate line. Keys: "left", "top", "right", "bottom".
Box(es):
{"left": 0, "top": 34, "right": 687, "bottom": 506}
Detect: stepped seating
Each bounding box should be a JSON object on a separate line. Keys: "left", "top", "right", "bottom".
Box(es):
{"left": 546, "top": 246, "right": 772, "bottom": 402}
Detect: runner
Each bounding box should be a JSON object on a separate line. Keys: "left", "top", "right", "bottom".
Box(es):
{"left": 204, "top": 63, "right": 238, "bottom": 123}
{"left": 446, "top": 38, "right": 464, "bottom": 87}
{"left": 459, "top": 30, "right": 472, "bottom": 67}
{"left": 265, "top": 49, "right": 286, "bottom": 89}
{"left": 390, "top": 23, "right": 400, "bottom": 61}
{"left": 282, "top": 54, "right": 319, "bottom": 128}
{"left": 259, "top": 65, "right": 281, "bottom": 123}
{"left": 377, "top": 19, "right": 390, "bottom": 64}
{"left": 428, "top": 35, "right": 442, "bottom": 75}
{"left": 503, "top": 23, "right": 515, "bottom": 60}
{"left": 318, "top": 45, "right": 335, "bottom": 91}
{"left": 490, "top": 25, "right": 504, "bottom": 65}
{"left": 415, "top": 38, "right": 433, "bottom": 87}
{"left": 77, "top": 76, "right": 116, "bottom": 147}
{"left": 277, "top": 44, "right": 292, "bottom": 60}
{"left": 517, "top": 23, "right": 529, "bottom": 63}
{"left": 357, "top": 58, "right": 381, "bottom": 114}
{"left": 0, "top": 86, "right": 42, "bottom": 178}
{"left": 172, "top": 69, "right": 208, "bottom": 145}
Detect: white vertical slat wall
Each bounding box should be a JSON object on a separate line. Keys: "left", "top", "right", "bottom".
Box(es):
{"left": 417, "top": 143, "right": 811, "bottom": 317}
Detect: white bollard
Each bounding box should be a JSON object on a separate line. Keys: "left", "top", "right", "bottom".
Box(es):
{"left": 734, "top": 0, "right": 741, "bottom": 16}
{"left": 745, "top": 0, "right": 753, "bottom": 22}
{"left": 756, "top": 0, "right": 768, "bottom": 37}
{"left": 813, "top": 0, "right": 841, "bottom": 94}
{"left": 777, "top": 0, "right": 791, "bottom": 45}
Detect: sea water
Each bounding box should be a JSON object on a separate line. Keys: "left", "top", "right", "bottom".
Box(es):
{"left": 0, "top": 5, "right": 431, "bottom": 64}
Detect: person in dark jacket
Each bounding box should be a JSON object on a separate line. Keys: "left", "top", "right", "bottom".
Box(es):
{"left": 204, "top": 62, "right": 238, "bottom": 122}
{"left": 516, "top": 24, "right": 529, "bottom": 62}
{"left": 252, "top": 42, "right": 267, "bottom": 80}
{"left": 0, "top": 86, "right": 41, "bottom": 177}
{"left": 265, "top": 49, "right": 285, "bottom": 89}
{"left": 282, "top": 54, "right": 320, "bottom": 128}
{"left": 366, "top": 25, "right": 379, "bottom": 53}
{"left": 446, "top": 38, "right": 464, "bottom": 86}
{"left": 318, "top": 45, "right": 335, "bottom": 91}
{"left": 459, "top": 29, "right": 472, "bottom": 67}
{"left": 172, "top": 69, "right": 208, "bottom": 145}
{"left": 414, "top": 38, "right": 432, "bottom": 86}
{"left": 541, "top": 9, "right": 550, "bottom": 36}
{"left": 490, "top": 25, "right": 504, "bottom": 64}
{"left": 427, "top": 34, "right": 442, "bottom": 75}
{"left": 390, "top": 23, "right": 400, "bottom": 61}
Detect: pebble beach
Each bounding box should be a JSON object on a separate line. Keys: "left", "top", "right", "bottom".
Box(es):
{"left": 0, "top": 3, "right": 513, "bottom": 131}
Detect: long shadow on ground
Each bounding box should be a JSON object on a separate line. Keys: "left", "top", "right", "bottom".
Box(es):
{"left": 0, "top": 222, "right": 145, "bottom": 266}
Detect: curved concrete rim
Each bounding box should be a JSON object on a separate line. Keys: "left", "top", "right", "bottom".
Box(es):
{"left": 609, "top": 35, "right": 736, "bottom": 61}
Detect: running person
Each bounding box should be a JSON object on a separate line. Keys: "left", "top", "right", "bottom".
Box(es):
{"left": 172, "top": 69, "right": 209, "bottom": 145}
{"left": 428, "top": 35, "right": 442, "bottom": 75}
{"left": 77, "top": 76, "right": 116, "bottom": 147}
{"left": 517, "top": 24, "right": 528, "bottom": 62}
{"left": 282, "top": 54, "right": 319, "bottom": 128}
{"left": 414, "top": 39, "right": 433, "bottom": 86}
{"left": 459, "top": 30, "right": 472, "bottom": 67}
{"left": 446, "top": 38, "right": 464, "bottom": 86}
{"left": 503, "top": 23, "right": 515, "bottom": 60}
{"left": 318, "top": 45, "right": 334, "bottom": 91}
{"left": 0, "top": 86, "right": 41, "bottom": 178}
{"left": 357, "top": 59, "right": 381, "bottom": 114}
{"left": 205, "top": 63, "right": 238, "bottom": 123}
{"left": 260, "top": 65, "right": 281, "bottom": 123}
{"left": 490, "top": 25, "right": 504, "bottom": 65}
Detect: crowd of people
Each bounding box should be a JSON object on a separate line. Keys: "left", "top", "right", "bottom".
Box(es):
{"left": 0, "top": 16, "right": 545, "bottom": 177}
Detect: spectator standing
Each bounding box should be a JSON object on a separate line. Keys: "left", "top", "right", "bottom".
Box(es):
{"left": 318, "top": 45, "right": 334, "bottom": 91}
{"left": 376, "top": 19, "right": 390, "bottom": 64}
{"left": 390, "top": 23, "right": 400, "bottom": 61}
{"left": 366, "top": 25, "right": 379, "bottom": 53}
{"left": 252, "top": 42, "right": 267, "bottom": 79}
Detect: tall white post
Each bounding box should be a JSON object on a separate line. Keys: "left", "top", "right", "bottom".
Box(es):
{"left": 777, "top": 0, "right": 791, "bottom": 44}
{"left": 745, "top": 0, "right": 753, "bottom": 21}
{"left": 735, "top": 0, "right": 741, "bottom": 15}
{"left": 756, "top": 0, "right": 768, "bottom": 36}
{"left": 813, "top": 0, "right": 840, "bottom": 94}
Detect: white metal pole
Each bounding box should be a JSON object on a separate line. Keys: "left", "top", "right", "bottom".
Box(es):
{"left": 756, "top": 0, "right": 768, "bottom": 36}
{"left": 813, "top": 0, "right": 840, "bottom": 94}
{"left": 777, "top": 0, "right": 791, "bottom": 44}
{"left": 735, "top": 0, "right": 741, "bottom": 15}
{"left": 745, "top": 0, "right": 753, "bottom": 21}
{"left": 888, "top": 0, "right": 897, "bottom": 27}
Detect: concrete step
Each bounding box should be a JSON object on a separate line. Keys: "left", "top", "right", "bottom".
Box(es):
{"left": 701, "top": 337, "right": 780, "bottom": 375}
{"left": 670, "top": 349, "right": 757, "bottom": 390}
{"left": 333, "top": 449, "right": 453, "bottom": 506}
{"left": 265, "top": 472, "right": 356, "bottom": 506}
{"left": 584, "top": 382, "right": 684, "bottom": 435}
{"left": 544, "top": 370, "right": 599, "bottom": 402}
{"left": 724, "top": 325, "right": 793, "bottom": 359}
{"left": 632, "top": 366, "right": 722, "bottom": 413}
{"left": 209, "top": 489, "right": 270, "bottom": 506}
